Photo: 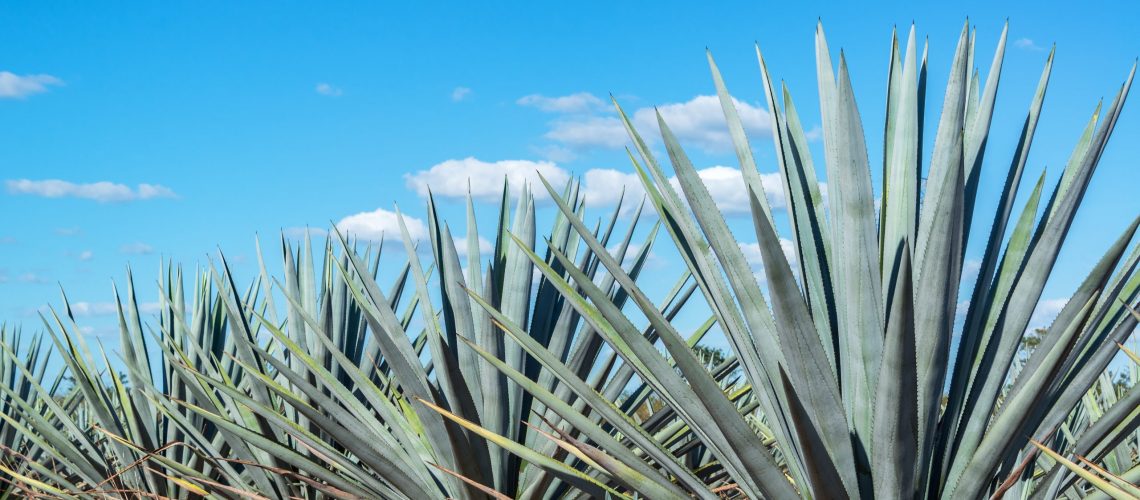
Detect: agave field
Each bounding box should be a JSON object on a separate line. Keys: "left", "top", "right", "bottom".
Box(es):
{"left": 2, "top": 20, "right": 1139, "bottom": 499}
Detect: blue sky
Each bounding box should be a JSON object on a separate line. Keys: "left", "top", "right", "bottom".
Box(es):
{"left": 2, "top": 1, "right": 1139, "bottom": 347}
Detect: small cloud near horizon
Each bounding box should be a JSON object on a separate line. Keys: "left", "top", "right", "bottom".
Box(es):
{"left": 1014, "top": 38, "right": 1045, "bottom": 51}
{"left": 517, "top": 92, "right": 606, "bottom": 113}
{"left": 6, "top": 179, "right": 178, "bottom": 203}
{"left": 518, "top": 92, "right": 820, "bottom": 155}
{"left": 315, "top": 83, "right": 343, "bottom": 96}
{"left": 120, "top": 242, "right": 154, "bottom": 255}
{"left": 0, "top": 72, "right": 63, "bottom": 99}
{"left": 452, "top": 87, "right": 472, "bottom": 102}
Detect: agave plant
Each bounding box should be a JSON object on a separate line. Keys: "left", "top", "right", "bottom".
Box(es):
{"left": 446, "top": 20, "right": 1140, "bottom": 499}
{"left": 0, "top": 19, "right": 1137, "bottom": 500}
{"left": 0, "top": 181, "right": 696, "bottom": 499}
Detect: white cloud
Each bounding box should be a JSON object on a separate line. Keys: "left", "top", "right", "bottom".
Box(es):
{"left": 6, "top": 179, "right": 177, "bottom": 202}
{"left": 315, "top": 83, "right": 343, "bottom": 96}
{"left": 804, "top": 125, "right": 823, "bottom": 141}
{"left": 455, "top": 234, "right": 493, "bottom": 261}
{"left": 55, "top": 227, "right": 82, "bottom": 236}
{"left": 407, "top": 159, "right": 798, "bottom": 219}
{"left": 452, "top": 87, "right": 472, "bottom": 102}
{"left": 961, "top": 258, "right": 982, "bottom": 286}
{"left": 66, "top": 301, "right": 160, "bottom": 317}
{"left": 739, "top": 238, "right": 799, "bottom": 288}
{"left": 579, "top": 166, "right": 791, "bottom": 217}
{"left": 336, "top": 207, "right": 427, "bottom": 243}
{"left": 532, "top": 144, "right": 578, "bottom": 163}
{"left": 518, "top": 92, "right": 606, "bottom": 113}
{"left": 1014, "top": 38, "right": 1045, "bottom": 51}
{"left": 120, "top": 242, "right": 154, "bottom": 255}
{"left": 0, "top": 72, "right": 63, "bottom": 99}
{"left": 404, "top": 157, "right": 571, "bottom": 203}
{"left": 581, "top": 169, "right": 645, "bottom": 208}
{"left": 956, "top": 300, "right": 971, "bottom": 322}
{"left": 545, "top": 116, "right": 629, "bottom": 149}
{"left": 637, "top": 95, "right": 771, "bottom": 152}
{"left": 68, "top": 301, "right": 119, "bottom": 316}
{"left": 16, "top": 272, "right": 47, "bottom": 284}
{"left": 537, "top": 95, "right": 772, "bottom": 153}
{"left": 668, "top": 166, "right": 787, "bottom": 215}
{"left": 1029, "top": 297, "right": 1069, "bottom": 331}
{"left": 739, "top": 239, "right": 798, "bottom": 269}
{"left": 77, "top": 250, "right": 93, "bottom": 261}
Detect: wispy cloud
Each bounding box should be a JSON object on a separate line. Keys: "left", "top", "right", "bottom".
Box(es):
{"left": 6, "top": 179, "right": 178, "bottom": 203}
{"left": 63, "top": 301, "right": 162, "bottom": 317}
{"left": 739, "top": 238, "right": 799, "bottom": 288}
{"left": 523, "top": 92, "right": 786, "bottom": 154}
{"left": 1014, "top": 38, "right": 1045, "bottom": 51}
{"left": 315, "top": 82, "right": 343, "bottom": 96}
{"left": 452, "top": 87, "right": 472, "bottom": 102}
{"left": 544, "top": 115, "right": 629, "bottom": 149}
{"left": 8, "top": 272, "right": 48, "bottom": 284}
{"left": 1029, "top": 297, "right": 1069, "bottom": 330}
{"left": 0, "top": 236, "right": 15, "bottom": 245}
{"left": 517, "top": 92, "right": 606, "bottom": 114}
{"left": 0, "top": 72, "right": 63, "bottom": 99}
{"left": 120, "top": 242, "right": 154, "bottom": 255}
{"left": 76, "top": 250, "right": 93, "bottom": 261}
{"left": 404, "top": 157, "right": 570, "bottom": 203}
{"left": 336, "top": 207, "right": 427, "bottom": 242}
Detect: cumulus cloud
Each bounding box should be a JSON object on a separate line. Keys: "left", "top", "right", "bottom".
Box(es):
{"left": 68, "top": 301, "right": 119, "bottom": 316}
{"left": 580, "top": 169, "right": 645, "bottom": 208}
{"left": 532, "top": 144, "right": 578, "bottom": 163}
{"left": 404, "top": 157, "right": 571, "bottom": 203}
{"left": 6, "top": 179, "right": 177, "bottom": 203}
{"left": 739, "top": 239, "right": 798, "bottom": 269}
{"left": 407, "top": 158, "right": 799, "bottom": 218}
{"left": 455, "top": 234, "right": 493, "bottom": 261}
{"left": 315, "top": 83, "right": 343, "bottom": 96}
{"left": 16, "top": 272, "right": 47, "bottom": 284}
{"left": 336, "top": 207, "right": 427, "bottom": 243}
{"left": 452, "top": 87, "right": 472, "bottom": 102}
{"left": 739, "top": 238, "right": 799, "bottom": 287}
{"left": 639, "top": 95, "right": 771, "bottom": 151}
{"left": 667, "top": 166, "right": 788, "bottom": 214}
{"left": 1028, "top": 297, "right": 1069, "bottom": 331}
{"left": 961, "top": 258, "right": 982, "bottom": 286}
{"left": 120, "top": 242, "right": 154, "bottom": 255}
{"left": 544, "top": 116, "right": 629, "bottom": 149}
{"left": 1014, "top": 38, "right": 1045, "bottom": 51}
{"left": 578, "top": 166, "right": 792, "bottom": 217}
{"left": 532, "top": 94, "right": 772, "bottom": 153}
{"left": 517, "top": 92, "right": 606, "bottom": 113}
{"left": 0, "top": 72, "right": 63, "bottom": 99}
